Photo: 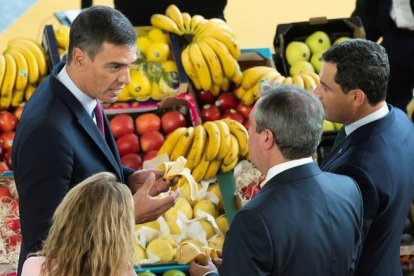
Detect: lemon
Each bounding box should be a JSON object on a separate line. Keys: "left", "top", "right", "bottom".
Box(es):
{"left": 175, "top": 197, "right": 193, "bottom": 219}
{"left": 136, "top": 36, "right": 152, "bottom": 54}
{"left": 129, "top": 70, "right": 151, "bottom": 100}
{"left": 215, "top": 214, "right": 229, "bottom": 234}
{"left": 162, "top": 60, "right": 178, "bottom": 73}
{"left": 134, "top": 244, "right": 147, "bottom": 263}
{"left": 208, "top": 235, "right": 224, "bottom": 250}
{"left": 199, "top": 220, "right": 215, "bottom": 240}
{"left": 147, "top": 42, "right": 170, "bottom": 62}
{"left": 146, "top": 238, "right": 176, "bottom": 263}
{"left": 148, "top": 28, "right": 169, "bottom": 44}
{"left": 54, "top": 24, "right": 70, "bottom": 49}
{"left": 207, "top": 182, "right": 223, "bottom": 210}
{"left": 167, "top": 220, "right": 181, "bottom": 235}
{"left": 163, "top": 206, "right": 178, "bottom": 221}
{"left": 135, "top": 220, "right": 160, "bottom": 231}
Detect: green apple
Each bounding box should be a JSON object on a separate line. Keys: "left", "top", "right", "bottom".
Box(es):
{"left": 137, "top": 270, "right": 156, "bottom": 276}
{"left": 305, "top": 31, "right": 331, "bottom": 54}
{"left": 289, "top": 61, "right": 315, "bottom": 76}
{"left": 333, "top": 36, "right": 351, "bottom": 45}
{"left": 310, "top": 50, "right": 325, "bottom": 73}
{"left": 285, "top": 41, "right": 311, "bottom": 66}
{"left": 163, "top": 270, "right": 186, "bottom": 276}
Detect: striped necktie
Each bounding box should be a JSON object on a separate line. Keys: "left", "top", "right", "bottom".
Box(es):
{"left": 333, "top": 126, "right": 346, "bottom": 147}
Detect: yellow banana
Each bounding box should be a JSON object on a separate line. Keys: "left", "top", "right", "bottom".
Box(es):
{"left": 292, "top": 75, "right": 305, "bottom": 89}
{"left": 158, "top": 127, "right": 188, "bottom": 158}
{"left": 223, "top": 118, "right": 249, "bottom": 156}
{"left": 1, "top": 53, "right": 17, "bottom": 109}
{"left": 301, "top": 71, "right": 320, "bottom": 86}
{"left": 203, "top": 121, "right": 221, "bottom": 161}
{"left": 181, "top": 47, "right": 202, "bottom": 90}
{"left": 223, "top": 135, "right": 239, "bottom": 166}
{"left": 198, "top": 41, "right": 224, "bottom": 86}
{"left": 220, "top": 154, "right": 238, "bottom": 173}
{"left": 188, "top": 43, "right": 212, "bottom": 92}
{"left": 214, "top": 120, "right": 231, "bottom": 160}
{"left": 150, "top": 14, "right": 183, "bottom": 35}
{"left": 220, "top": 77, "right": 230, "bottom": 91}
{"left": 272, "top": 75, "right": 286, "bottom": 85}
{"left": 196, "top": 20, "right": 236, "bottom": 39}
{"left": 234, "top": 86, "right": 247, "bottom": 100}
{"left": 190, "top": 15, "right": 206, "bottom": 32}
{"left": 282, "top": 76, "right": 293, "bottom": 85}
{"left": 185, "top": 125, "right": 206, "bottom": 170}
{"left": 241, "top": 88, "right": 255, "bottom": 106}
{"left": 241, "top": 66, "right": 274, "bottom": 90}
{"left": 260, "top": 69, "right": 281, "bottom": 83}
{"left": 182, "top": 12, "right": 192, "bottom": 33}
{"left": 170, "top": 127, "right": 195, "bottom": 161}
{"left": 165, "top": 4, "right": 184, "bottom": 32}
{"left": 203, "top": 158, "right": 222, "bottom": 180}
{"left": 12, "top": 89, "right": 25, "bottom": 107}
{"left": 6, "top": 49, "right": 28, "bottom": 91}
{"left": 203, "top": 37, "right": 237, "bottom": 79}
{"left": 300, "top": 73, "right": 317, "bottom": 92}
{"left": 231, "top": 62, "right": 243, "bottom": 85}
{"left": 196, "top": 29, "right": 240, "bottom": 59}
{"left": 210, "top": 84, "right": 221, "bottom": 96}
{"left": 8, "top": 38, "right": 47, "bottom": 76}
{"left": 0, "top": 55, "right": 6, "bottom": 91}
{"left": 191, "top": 146, "right": 210, "bottom": 182}
{"left": 10, "top": 45, "right": 39, "bottom": 84}
{"left": 24, "top": 83, "right": 36, "bottom": 101}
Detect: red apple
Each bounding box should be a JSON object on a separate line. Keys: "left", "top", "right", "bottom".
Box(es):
{"left": 196, "top": 90, "right": 216, "bottom": 105}
{"left": 0, "top": 111, "right": 18, "bottom": 132}
{"left": 109, "top": 114, "right": 134, "bottom": 138}
{"left": 143, "top": 150, "right": 158, "bottom": 161}
{"left": 222, "top": 109, "right": 244, "bottom": 124}
{"left": 121, "top": 153, "right": 142, "bottom": 170}
{"left": 135, "top": 113, "right": 161, "bottom": 135}
{"left": 140, "top": 131, "right": 165, "bottom": 153}
{"left": 161, "top": 110, "right": 187, "bottom": 134}
{"left": 215, "top": 92, "right": 239, "bottom": 111}
{"left": 0, "top": 161, "right": 9, "bottom": 174}
{"left": 201, "top": 104, "right": 221, "bottom": 122}
{"left": 236, "top": 103, "right": 253, "bottom": 119}
{"left": 0, "top": 131, "right": 15, "bottom": 150}
{"left": 116, "top": 133, "right": 139, "bottom": 156}
{"left": 243, "top": 117, "right": 251, "bottom": 130}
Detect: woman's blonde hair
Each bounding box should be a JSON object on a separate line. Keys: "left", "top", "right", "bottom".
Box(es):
{"left": 38, "top": 172, "right": 136, "bottom": 276}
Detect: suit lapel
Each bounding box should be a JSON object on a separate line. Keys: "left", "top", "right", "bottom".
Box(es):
{"left": 50, "top": 67, "right": 122, "bottom": 178}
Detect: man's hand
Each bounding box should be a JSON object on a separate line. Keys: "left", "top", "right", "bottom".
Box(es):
{"left": 189, "top": 255, "right": 219, "bottom": 276}
{"left": 128, "top": 169, "right": 171, "bottom": 196}
{"left": 133, "top": 173, "right": 180, "bottom": 224}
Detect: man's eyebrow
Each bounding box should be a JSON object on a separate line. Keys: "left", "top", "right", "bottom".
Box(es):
{"left": 320, "top": 80, "right": 331, "bottom": 90}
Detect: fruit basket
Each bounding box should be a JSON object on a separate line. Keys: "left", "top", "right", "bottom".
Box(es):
{"left": 273, "top": 16, "right": 365, "bottom": 77}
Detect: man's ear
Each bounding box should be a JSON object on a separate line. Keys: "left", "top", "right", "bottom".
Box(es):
{"left": 350, "top": 89, "right": 366, "bottom": 107}
{"left": 72, "top": 47, "right": 87, "bottom": 67}
{"left": 263, "top": 128, "right": 275, "bottom": 150}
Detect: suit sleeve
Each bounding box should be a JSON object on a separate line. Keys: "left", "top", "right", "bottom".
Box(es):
{"left": 13, "top": 125, "right": 74, "bottom": 256}
{"left": 334, "top": 162, "right": 379, "bottom": 238}
{"left": 220, "top": 208, "right": 273, "bottom": 275}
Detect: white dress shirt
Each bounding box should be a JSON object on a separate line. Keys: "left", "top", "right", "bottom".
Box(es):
{"left": 391, "top": 0, "right": 414, "bottom": 30}
{"left": 344, "top": 104, "right": 389, "bottom": 136}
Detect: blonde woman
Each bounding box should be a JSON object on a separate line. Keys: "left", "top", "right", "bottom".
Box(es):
{"left": 21, "top": 172, "right": 137, "bottom": 276}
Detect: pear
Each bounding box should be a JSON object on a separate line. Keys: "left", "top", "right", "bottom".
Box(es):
{"left": 285, "top": 41, "right": 311, "bottom": 66}
{"left": 163, "top": 270, "right": 186, "bottom": 276}
{"left": 334, "top": 36, "right": 351, "bottom": 45}
{"left": 305, "top": 31, "right": 331, "bottom": 54}
{"left": 289, "top": 61, "right": 315, "bottom": 76}
{"left": 137, "top": 270, "right": 156, "bottom": 276}
{"left": 310, "top": 50, "right": 325, "bottom": 73}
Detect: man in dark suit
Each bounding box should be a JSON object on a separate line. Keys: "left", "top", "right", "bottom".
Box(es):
{"left": 11, "top": 6, "right": 179, "bottom": 275}
{"left": 315, "top": 39, "right": 414, "bottom": 275}
{"left": 189, "top": 85, "right": 363, "bottom": 276}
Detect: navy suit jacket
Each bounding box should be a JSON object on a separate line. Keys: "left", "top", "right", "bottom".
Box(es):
{"left": 322, "top": 105, "right": 414, "bottom": 275}
{"left": 11, "top": 64, "right": 134, "bottom": 274}
{"left": 219, "top": 162, "right": 363, "bottom": 276}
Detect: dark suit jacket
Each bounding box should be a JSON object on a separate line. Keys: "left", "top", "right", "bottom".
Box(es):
{"left": 11, "top": 63, "right": 134, "bottom": 274}
{"left": 322, "top": 105, "right": 414, "bottom": 275}
{"left": 219, "top": 162, "right": 363, "bottom": 276}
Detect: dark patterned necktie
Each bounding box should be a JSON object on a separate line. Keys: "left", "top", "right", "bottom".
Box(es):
{"left": 333, "top": 126, "right": 346, "bottom": 147}
{"left": 94, "top": 101, "right": 105, "bottom": 137}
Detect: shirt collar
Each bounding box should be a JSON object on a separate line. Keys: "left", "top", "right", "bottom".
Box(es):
{"left": 262, "top": 157, "right": 314, "bottom": 188}
{"left": 345, "top": 103, "right": 389, "bottom": 136}
{"left": 56, "top": 65, "right": 97, "bottom": 116}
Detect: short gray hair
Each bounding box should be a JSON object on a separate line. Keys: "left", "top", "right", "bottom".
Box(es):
{"left": 252, "top": 84, "right": 324, "bottom": 159}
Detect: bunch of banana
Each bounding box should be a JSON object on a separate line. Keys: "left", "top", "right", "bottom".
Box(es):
{"left": 270, "top": 71, "right": 320, "bottom": 92}
{"left": 0, "top": 37, "right": 48, "bottom": 109}
{"left": 233, "top": 66, "right": 282, "bottom": 106}
{"left": 157, "top": 119, "right": 249, "bottom": 181}
{"left": 151, "top": 4, "right": 242, "bottom": 95}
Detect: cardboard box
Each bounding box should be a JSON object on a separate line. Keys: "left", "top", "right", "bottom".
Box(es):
{"left": 273, "top": 16, "right": 365, "bottom": 76}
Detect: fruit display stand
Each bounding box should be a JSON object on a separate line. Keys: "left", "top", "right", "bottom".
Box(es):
{"left": 273, "top": 16, "right": 365, "bottom": 77}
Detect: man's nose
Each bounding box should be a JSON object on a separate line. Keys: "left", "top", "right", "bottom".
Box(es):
{"left": 119, "top": 67, "right": 131, "bottom": 84}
